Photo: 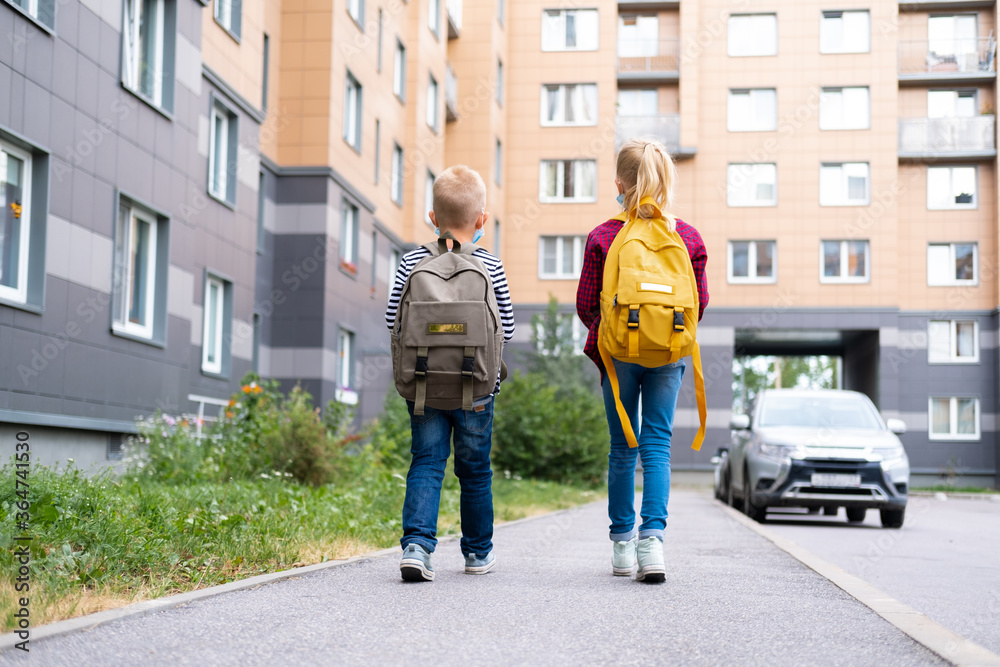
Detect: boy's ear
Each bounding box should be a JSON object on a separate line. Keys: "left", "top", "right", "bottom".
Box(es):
{"left": 429, "top": 211, "right": 439, "bottom": 229}
{"left": 477, "top": 210, "right": 488, "bottom": 229}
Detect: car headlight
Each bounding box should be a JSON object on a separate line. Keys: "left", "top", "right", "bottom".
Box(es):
{"left": 755, "top": 442, "right": 801, "bottom": 461}
{"left": 872, "top": 444, "right": 906, "bottom": 463}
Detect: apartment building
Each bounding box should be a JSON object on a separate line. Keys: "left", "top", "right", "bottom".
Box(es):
{"left": 1, "top": 0, "right": 996, "bottom": 486}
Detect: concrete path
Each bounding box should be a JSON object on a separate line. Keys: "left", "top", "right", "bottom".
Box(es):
{"left": 0, "top": 491, "right": 947, "bottom": 666}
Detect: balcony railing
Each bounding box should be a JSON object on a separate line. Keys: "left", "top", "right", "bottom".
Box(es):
{"left": 445, "top": 63, "right": 458, "bottom": 122}
{"left": 616, "top": 113, "right": 680, "bottom": 151}
{"left": 898, "top": 115, "right": 996, "bottom": 155}
{"left": 898, "top": 37, "right": 996, "bottom": 77}
{"left": 446, "top": 0, "right": 462, "bottom": 39}
{"left": 617, "top": 39, "right": 680, "bottom": 77}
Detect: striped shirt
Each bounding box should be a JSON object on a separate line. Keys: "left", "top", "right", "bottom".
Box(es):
{"left": 386, "top": 245, "right": 516, "bottom": 394}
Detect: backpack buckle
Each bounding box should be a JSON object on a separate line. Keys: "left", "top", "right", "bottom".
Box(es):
{"left": 628, "top": 307, "right": 640, "bottom": 329}
{"left": 415, "top": 356, "right": 429, "bottom": 377}
{"left": 461, "top": 356, "right": 475, "bottom": 377}
{"left": 673, "top": 308, "right": 684, "bottom": 332}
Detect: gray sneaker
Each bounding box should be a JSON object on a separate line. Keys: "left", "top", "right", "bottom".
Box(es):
{"left": 612, "top": 537, "right": 637, "bottom": 576}
{"left": 464, "top": 552, "right": 496, "bottom": 575}
{"left": 400, "top": 544, "right": 434, "bottom": 582}
{"left": 635, "top": 536, "right": 665, "bottom": 583}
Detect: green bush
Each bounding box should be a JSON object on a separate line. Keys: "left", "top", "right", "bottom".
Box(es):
{"left": 265, "top": 386, "right": 336, "bottom": 487}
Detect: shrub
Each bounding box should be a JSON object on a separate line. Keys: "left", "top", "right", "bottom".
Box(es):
{"left": 265, "top": 386, "right": 336, "bottom": 487}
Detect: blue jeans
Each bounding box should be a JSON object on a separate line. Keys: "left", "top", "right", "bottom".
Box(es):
{"left": 602, "top": 359, "right": 685, "bottom": 542}
{"left": 401, "top": 399, "right": 495, "bottom": 557}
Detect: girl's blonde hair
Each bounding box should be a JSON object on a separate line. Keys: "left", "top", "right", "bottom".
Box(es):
{"left": 616, "top": 138, "right": 678, "bottom": 231}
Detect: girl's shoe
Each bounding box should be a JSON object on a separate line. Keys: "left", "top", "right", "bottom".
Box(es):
{"left": 612, "top": 537, "right": 637, "bottom": 576}
{"left": 635, "top": 536, "right": 665, "bottom": 583}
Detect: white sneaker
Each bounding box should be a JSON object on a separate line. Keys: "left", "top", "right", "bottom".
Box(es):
{"left": 635, "top": 536, "right": 665, "bottom": 583}
{"left": 612, "top": 537, "right": 637, "bottom": 576}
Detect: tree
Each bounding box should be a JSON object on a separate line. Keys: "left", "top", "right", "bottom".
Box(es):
{"left": 732, "top": 355, "right": 839, "bottom": 413}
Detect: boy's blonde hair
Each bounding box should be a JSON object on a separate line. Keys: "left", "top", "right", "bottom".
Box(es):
{"left": 432, "top": 165, "right": 486, "bottom": 228}
{"left": 616, "top": 138, "right": 678, "bottom": 231}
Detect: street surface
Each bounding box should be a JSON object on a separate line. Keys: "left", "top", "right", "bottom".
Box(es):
{"left": 764, "top": 495, "right": 1000, "bottom": 655}
{"left": 0, "top": 491, "right": 945, "bottom": 666}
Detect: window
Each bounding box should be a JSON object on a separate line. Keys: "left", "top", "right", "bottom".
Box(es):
{"left": 820, "top": 162, "right": 869, "bottom": 206}
{"left": 202, "top": 275, "right": 227, "bottom": 375}
{"left": 727, "top": 163, "right": 777, "bottom": 206}
{"left": 113, "top": 201, "right": 162, "bottom": 340}
{"left": 495, "top": 139, "right": 502, "bottom": 186}
{"left": 425, "top": 170, "right": 435, "bottom": 225}
{"left": 0, "top": 144, "right": 31, "bottom": 304}
{"left": 928, "top": 166, "right": 976, "bottom": 209}
{"left": 542, "top": 9, "right": 599, "bottom": 52}
{"left": 340, "top": 201, "right": 359, "bottom": 271}
{"left": 728, "top": 241, "right": 776, "bottom": 283}
{"left": 428, "top": 0, "right": 440, "bottom": 36}
{"left": 494, "top": 219, "right": 501, "bottom": 258}
{"left": 539, "top": 160, "right": 597, "bottom": 202}
{"left": 348, "top": 0, "right": 364, "bottom": 27}
{"left": 256, "top": 170, "right": 265, "bottom": 254}
{"left": 819, "top": 87, "right": 870, "bottom": 130}
{"left": 344, "top": 73, "right": 363, "bottom": 151}
{"left": 728, "top": 14, "right": 777, "bottom": 57}
{"left": 215, "top": 0, "right": 241, "bottom": 38}
{"left": 391, "top": 144, "right": 403, "bottom": 205}
{"left": 370, "top": 231, "right": 378, "bottom": 289}
{"left": 336, "top": 328, "right": 358, "bottom": 405}
{"left": 10, "top": 0, "right": 55, "bottom": 28}
{"left": 393, "top": 41, "right": 406, "bottom": 101}
{"left": 209, "top": 102, "right": 237, "bottom": 204}
{"left": 541, "top": 84, "right": 598, "bottom": 126}
{"left": 820, "top": 10, "right": 870, "bottom": 54}
{"left": 534, "top": 313, "right": 586, "bottom": 355}
{"left": 539, "top": 236, "right": 585, "bottom": 279}
{"left": 727, "top": 89, "right": 777, "bottom": 132}
{"left": 928, "top": 90, "right": 976, "bottom": 118}
{"left": 497, "top": 59, "right": 504, "bottom": 107}
{"left": 928, "top": 15, "right": 978, "bottom": 66}
{"left": 376, "top": 9, "right": 383, "bottom": 71}
{"left": 929, "top": 397, "right": 979, "bottom": 440}
{"left": 618, "top": 15, "right": 658, "bottom": 58}
{"left": 821, "top": 240, "right": 869, "bottom": 282}
{"left": 122, "top": 0, "right": 174, "bottom": 110}
{"left": 928, "top": 242, "right": 977, "bottom": 285}
{"left": 262, "top": 33, "right": 270, "bottom": 111}
{"left": 427, "top": 74, "right": 439, "bottom": 131}
{"left": 928, "top": 320, "right": 979, "bottom": 363}
{"left": 374, "top": 119, "right": 381, "bottom": 185}
{"left": 617, "top": 89, "right": 657, "bottom": 117}
{"left": 389, "top": 248, "right": 401, "bottom": 287}
{"left": 498, "top": 0, "right": 504, "bottom": 25}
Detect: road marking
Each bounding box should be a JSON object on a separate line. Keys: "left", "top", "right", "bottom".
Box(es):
{"left": 719, "top": 502, "right": 1000, "bottom": 667}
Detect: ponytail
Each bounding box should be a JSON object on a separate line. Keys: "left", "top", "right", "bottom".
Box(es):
{"left": 616, "top": 138, "right": 678, "bottom": 231}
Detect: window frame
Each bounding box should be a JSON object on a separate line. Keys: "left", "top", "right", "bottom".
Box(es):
{"left": 497, "top": 58, "right": 504, "bottom": 107}
{"left": 347, "top": 0, "right": 364, "bottom": 28}
{"left": 541, "top": 8, "right": 600, "bottom": 52}
{"left": 0, "top": 141, "right": 33, "bottom": 305}
{"left": 214, "top": 0, "right": 242, "bottom": 41}
{"left": 113, "top": 203, "right": 160, "bottom": 341}
{"left": 727, "top": 88, "right": 778, "bottom": 132}
{"left": 336, "top": 327, "right": 358, "bottom": 405}
{"left": 538, "top": 235, "right": 585, "bottom": 280}
{"left": 207, "top": 100, "right": 238, "bottom": 205}
{"left": 201, "top": 274, "right": 226, "bottom": 376}
{"left": 344, "top": 71, "right": 363, "bottom": 151}
{"left": 538, "top": 159, "right": 598, "bottom": 203}
{"left": 121, "top": 0, "right": 172, "bottom": 111}
{"left": 928, "top": 396, "right": 980, "bottom": 441}
{"left": 820, "top": 10, "right": 871, "bottom": 54}
{"left": 428, "top": 0, "right": 440, "bottom": 37}
{"left": 393, "top": 40, "right": 407, "bottom": 102}
{"left": 727, "top": 240, "right": 777, "bottom": 284}
{"left": 495, "top": 138, "right": 502, "bottom": 186}
{"left": 427, "top": 74, "right": 439, "bottom": 132}
{"left": 927, "top": 242, "right": 978, "bottom": 286}
{"left": 425, "top": 170, "right": 435, "bottom": 226}
{"left": 928, "top": 319, "right": 980, "bottom": 364}
{"left": 726, "top": 163, "right": 777, "bottom": 207}
{"left": 819, "top": 86, "right": 871, "bottom": 130}
{"left": 927, "top": 165, "right": 978, "bottom": 210}
{"left": 340, "top": 200, "right": 360, "bottom": 273}
{"left": 727, "top": 13, "right": 778, "bottom": 57}
{"left": 262, "top": 33, "right": 270, "bottom": 111}
{"left": 540, "top": 83, "right": 599, "bottom": 127}
{"left": 819, "top": 239, "right": 871, "bottom": 283}
{"left": 819, "top": 162, "right": 871, "bottom": 206}
{"left": 374, "top": 119, "right": 381, "bottom": 185}
{"left": 391, "top": 143, "right": 404, "bottom": 206}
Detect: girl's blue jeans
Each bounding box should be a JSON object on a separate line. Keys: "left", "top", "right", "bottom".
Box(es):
{"left": 602, "top": 359, "right": 685, "bottom": 542}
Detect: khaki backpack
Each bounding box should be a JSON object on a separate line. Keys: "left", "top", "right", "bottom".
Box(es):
{"left": 598, "top": 197, "right": 707, "bottom": 451}
{"left": 391, "top": 232, "right": 506, "bottom": 415}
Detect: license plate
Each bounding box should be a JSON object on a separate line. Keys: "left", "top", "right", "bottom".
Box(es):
{"left": 811, "top": 473, "right": 861, "bottom": 488}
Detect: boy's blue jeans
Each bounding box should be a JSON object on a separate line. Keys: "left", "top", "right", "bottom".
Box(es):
{"left": 401, "top": 398, "right": 495, "bottom": 557}
{"left": 602, "top": 359, "right": 685, "bottom": 542}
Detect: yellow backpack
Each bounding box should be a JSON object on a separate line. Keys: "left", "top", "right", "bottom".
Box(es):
{"left": 597, "top": 197, "right": 707, "bottom": 451}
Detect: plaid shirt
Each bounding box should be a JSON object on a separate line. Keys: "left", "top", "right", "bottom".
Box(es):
{"left": 576, "top": 218, "right": 710, "bottom": 373}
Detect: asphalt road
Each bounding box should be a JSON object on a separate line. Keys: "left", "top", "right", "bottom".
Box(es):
{"left": 763, "top": 495, "right": 1000, "bottom": 656}
{"left": 0, "top": 491, "right": 946, "bottom": 667}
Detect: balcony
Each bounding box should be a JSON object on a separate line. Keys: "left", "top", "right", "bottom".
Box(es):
{"left": 898, "top": 38, "right": 997, "bottom": 85}
{"left": 899, "top": 0, "right": 994, "bottom": 11}
{"left": 446, "top": 0, "right": 461, "bottom": 39}
{"left": 618, "top": 1, "right": 679, "bottom": 9}
{"left": 898, "top": 115, "right": 996, "bottom": 160}
{"left": 615, "top": 113, "right": 698, "bottom": 159}
{"left": 445, "top": 63, "right": 458, "bottom": 122}
{"left": 617, "top": 39, "right": 680, "bottom": 83}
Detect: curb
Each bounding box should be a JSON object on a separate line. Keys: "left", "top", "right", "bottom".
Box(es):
{"left": 0, "top": 505, "right": 585, "bottom": 653}
{"left": 910, "top": 491, "right": 1000, "bottom": 502}
{"left": 718, "top": 502, "right": 1000, "bottom": 667}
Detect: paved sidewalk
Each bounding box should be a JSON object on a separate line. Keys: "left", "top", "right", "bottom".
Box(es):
{"left": 0, "top": 491, "right": 944, "bottom": 666}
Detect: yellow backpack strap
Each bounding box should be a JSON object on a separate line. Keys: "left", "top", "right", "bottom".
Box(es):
{"left": 599, "top": 336, "right": 639, "bottom": 449}
{"left": 690, "top": 341, "right": 707, "bottom": 451}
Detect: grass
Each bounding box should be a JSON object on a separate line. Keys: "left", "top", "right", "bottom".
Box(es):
{"left": 0, "top": 463, "right": 601, "bottom": 632}
{"left": 912, "top": 485, "right": 999, "bottom": 494}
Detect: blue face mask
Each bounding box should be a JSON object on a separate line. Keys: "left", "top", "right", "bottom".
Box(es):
{"left": 472, "top": 227, "right": 484, "bottom": 244}
{"left": 616, "top": 193, "right": 625, "bottom": 208}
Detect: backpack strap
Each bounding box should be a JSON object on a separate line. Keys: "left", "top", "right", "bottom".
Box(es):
{"left": 598, "top": 336, "right": 639, "bottom": 449}
{"left": 413, "top": 346, "right": 429, "bottom": 415}
{"left": 461, "top": 345, "right": 475, "bottom": 411}
{"left": 691, "top": 341, "right": 706, "bottom": 451}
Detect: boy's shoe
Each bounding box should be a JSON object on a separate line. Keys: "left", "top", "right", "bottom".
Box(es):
{"left": 612, "top": 537, "right": 637, "bottom": 576}
{"left": 464, "top": 552, "right": 496, "bottom": 575}
{"left": 635, "top": 536, "right": 665, "bottom": 583}
{"left": 400, "top": 544, "right": 434, "bottom": 582}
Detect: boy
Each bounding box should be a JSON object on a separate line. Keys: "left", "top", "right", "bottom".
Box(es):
{"left": 385, "top": 165, "right": 515, "bottom": 581}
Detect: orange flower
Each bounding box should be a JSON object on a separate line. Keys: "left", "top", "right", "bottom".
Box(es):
{"left": 253, "top": 385, "right": 263, "bottom": 394}
{"left": 241, "top": 385, "right": 252, "bottom": 394}
{"left": 228, "top": 398, "right": 236, "bottom": 407}
{"left": 226, "top": 410, "right": 234, "bottom": 418}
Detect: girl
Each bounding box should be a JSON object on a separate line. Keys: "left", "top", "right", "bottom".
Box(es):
{"left": 575, "top": 138, "right": 709, "bottom": 582}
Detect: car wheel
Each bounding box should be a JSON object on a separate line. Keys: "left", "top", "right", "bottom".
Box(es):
{"left": 743, "top": 471, "right": 767, "bottom": 523}
{"left": 726, "top": 472, "right": 739, "bottom": 508}
{"left": 823, "top": 506, "right": 838, "bottom": 516}
{"left": 880, "top": 507, "right": 905, "bottom": 529}
{"left": 845, "top": 507, "right": 867, "bottom": 523}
